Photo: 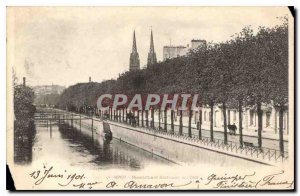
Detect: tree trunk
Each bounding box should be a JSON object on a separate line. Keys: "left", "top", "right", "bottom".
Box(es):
{"left": 210, "top": 102, "right": 214, "bottom": 141}
{"left": 151, "top": 108, "right": 155, "bottom": 129}
{"left": 227, "top": 110, "right": 230, "bottom": 125}
{"left": 188, "top": 108, "right": 192, "bottom": 138}
{"left": 158, "top": 109, "right": 161, "bottom": 130}
{"left": 279, "top": 105, "right": 285, "bottom": 157}
{"left": 108, "top": 108, "right": 110, "bottom": 120}
{"left": 141, "top": 109, "right": 144, "bottom": 127}
{"left": 146, "top": 110, "right": 149, "bottom": 127}
{"left": 171, "top": 110, "right": 174, "bottom": 134}
{"left": 238, "top": 100, "right": 243, "bottom": 147}
{"left": 125, "top": 108, "right": 128, "bottom": 123}
{"left": 199, "top": 109, "right": 202, "bottom": 139}
{"left": 110, "top": 108, "right": 113, "bottom": 120}
{"left": 164, "top": 110, "right": 167, "bottom": 131}
{"left": 137, "top": 110, "right": 140, "bottom": 126}
{"left": 179, "top": 110, "right": 183, "bottom": 136}
{"left": 223, "top": 102, "right": 228, "bottom": 144}
{"left": 257, "top": 102, "right": 263, "bottom": 149}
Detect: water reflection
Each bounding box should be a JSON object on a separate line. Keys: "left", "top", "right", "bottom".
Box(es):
{"left": 58, "top": 123, "right": 170, "bottom": 169}
{"left": 14, "top": 120, "right": 36, "bottom": 164}
{"left": 14, "top": 119, "right": 171, "bottom": 170}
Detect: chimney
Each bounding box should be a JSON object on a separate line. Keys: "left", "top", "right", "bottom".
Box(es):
{"left": 89, "top": 77, "right": 91, "bottom": 83}
{"left": 23, "top": 77, "right": 26, "bottom": 87}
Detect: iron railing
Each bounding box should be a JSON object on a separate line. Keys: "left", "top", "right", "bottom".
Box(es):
{"left": 36, "top": 110, "right": 289, "bottom": 163}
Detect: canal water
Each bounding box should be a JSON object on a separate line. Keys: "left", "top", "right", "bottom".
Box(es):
{"left": 14, "top": 120, "right": 172, "bottom": 170}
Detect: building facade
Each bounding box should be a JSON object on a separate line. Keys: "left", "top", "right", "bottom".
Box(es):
{"left": 163, "top": 45, "right": 188, "bottom": 60}
{"left": 163, "top": 39, "right": 207, "bottom": 61}
{"left": 196, "top": 104, "right": 289, "bottom": 135}
{"left": 191, "top": 39, "right": 207, "bottom": 50}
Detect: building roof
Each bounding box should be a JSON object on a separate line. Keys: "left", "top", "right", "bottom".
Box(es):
{"left": 163, "top": 45, "right": 187, "bottom": 48}
{"left": 191, "top": 39, "right": 206, "bottom": 42}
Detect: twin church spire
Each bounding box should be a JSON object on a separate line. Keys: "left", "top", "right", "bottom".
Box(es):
{"left": 129, "top": 29, "right": 157, "bottom": 71}
{"left": 129, "top": 30, "right": 140, "bottom": 71}
{"left": 147, "top": 29, "right": 157, "bottom": 66}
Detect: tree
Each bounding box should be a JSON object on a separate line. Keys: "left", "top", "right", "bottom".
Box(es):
{"left": 56, "top": 18, "right": 289, "bottom": 155}
{"left": 259, "top": 19, "right": 288, "bottom": 156}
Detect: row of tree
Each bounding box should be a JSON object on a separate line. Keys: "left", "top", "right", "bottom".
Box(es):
{"left": 57, "top": 18, "right": 288, "bottom": 156}
{"left": 14, "top": 80, "right": 37, "bottom": 164}
{"left": 14, "top": 83, "right": 36, "bottom": 121}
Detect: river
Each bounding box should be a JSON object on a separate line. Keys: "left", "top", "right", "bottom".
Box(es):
{"left": 14, "top": 120, "right": 172, "bottom": 170}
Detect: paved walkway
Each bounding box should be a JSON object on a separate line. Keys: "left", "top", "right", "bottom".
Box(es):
{"left": 137, "top": 120, "right": 288, "bottom": 152}
{"left": 63, "top": 110, "right": 289, "bottom": 153}
{"left": 55, "top": 109, "right": 288, "bottom": 164}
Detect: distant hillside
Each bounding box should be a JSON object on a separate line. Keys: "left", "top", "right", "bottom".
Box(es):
{"left": 33, "top": 85, "right": 65, "bottom": 96}
{"left": 32, "top": 85, "right": 65, "bottom": 106}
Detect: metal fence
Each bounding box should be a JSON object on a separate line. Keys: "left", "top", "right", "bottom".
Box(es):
{"left": 108, "top": 117, "right": 289, "bottom": 163}
{"left": 47, "top": 110, "right": 289, "bottom": 163}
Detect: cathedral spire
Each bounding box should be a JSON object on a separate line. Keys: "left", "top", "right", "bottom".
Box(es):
{"left": 132, "top": 30, "right": 137, "bottom": 53}
{"left": 147, "top": 28, "right": 157, "bottom": 67}
{"left": 149, "top": 29, "right": 154, "bottom": 53}
{"left": 129, "top": 30, "right": 140, "bottom": 71}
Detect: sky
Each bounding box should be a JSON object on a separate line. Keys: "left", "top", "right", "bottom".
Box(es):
{"left": 7, "top": 7, "right": 290, "bottom": 87}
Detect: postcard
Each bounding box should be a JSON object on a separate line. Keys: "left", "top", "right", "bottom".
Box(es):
{"left": 6, "top": 6, "right": 294, "bottom": 190}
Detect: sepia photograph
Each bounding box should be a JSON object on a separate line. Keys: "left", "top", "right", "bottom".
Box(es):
{"left": 5, "top": 6, "right": 294, "bottom": 190}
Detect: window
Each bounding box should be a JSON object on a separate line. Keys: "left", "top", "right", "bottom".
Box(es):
{"left": 233, "top": 111, "right": 236, "bottom": 121}
{"left": 204, "top": 111, "right": 207, "bottom": 121}
{"left": 266, "top": 112, "right": 271, "bottom": 127}
{"left": 250, "top": 110, "right": 254, "bottom": 126}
